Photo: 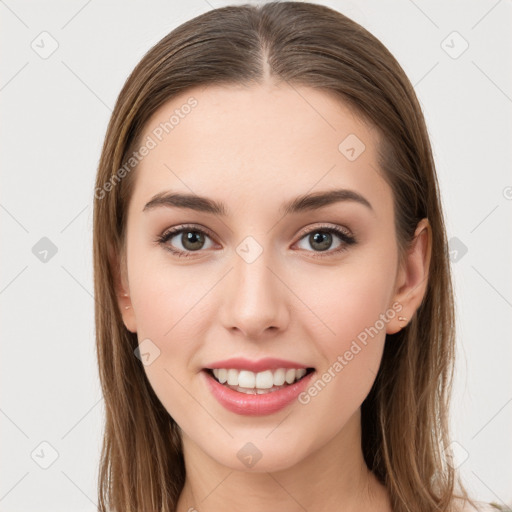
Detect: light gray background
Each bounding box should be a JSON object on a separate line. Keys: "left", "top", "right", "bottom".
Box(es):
{"left": 1, "top": 0, "right": 511, "bottom": 510}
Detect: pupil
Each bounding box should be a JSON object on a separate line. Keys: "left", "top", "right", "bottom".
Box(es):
{"left": 183, "top": 231, "right": 204, "bottom": 250}
{"left": 311, "top": 231, "right": 331, "bottom": 251}
{"left": 180, "top": 230, "right": 333, "bottom": 252}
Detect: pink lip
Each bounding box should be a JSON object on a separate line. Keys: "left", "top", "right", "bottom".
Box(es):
{"left": 204, "top": 357, "right": 311, "bottom": 373}
{"left": 202, "top": 369, "right": 315, "bottom": 416}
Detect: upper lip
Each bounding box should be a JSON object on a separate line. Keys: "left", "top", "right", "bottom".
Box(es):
{"left": 205, "top": 357, "right": 313, "bottom": 373}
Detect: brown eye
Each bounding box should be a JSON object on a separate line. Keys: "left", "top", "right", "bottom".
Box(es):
{"left": 156, "top": 225, "right": 215, "bottom": 257}
{"left": 308, "top": 231, "right": 334, "bottom": 252}
{"left": 295, "top": 225, "right": 356, "bottom": 258}
{"left": 156, "top": 224, "right": 356, "bottom": 259}
{"left": 178, "top": 230, "right": 207, "bottom": 251}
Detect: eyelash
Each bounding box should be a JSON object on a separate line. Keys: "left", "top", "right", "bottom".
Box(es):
{"left": 155, "top": 223, "right": 357, "bottom": 259}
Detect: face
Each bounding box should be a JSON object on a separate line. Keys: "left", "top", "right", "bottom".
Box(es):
{"left": 117, "top": 82, "right": 411, "bottom": 473}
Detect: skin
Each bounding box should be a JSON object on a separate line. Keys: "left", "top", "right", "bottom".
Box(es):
{"left": 115, "top": 82, "right": 431, "bottom": 512}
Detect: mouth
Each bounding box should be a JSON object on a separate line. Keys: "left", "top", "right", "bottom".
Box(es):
{"left": 202, "top": 365, "right": 317, "bottom": 416}
{"left": 203, "top": 367, "right": 315, "bottom": 395}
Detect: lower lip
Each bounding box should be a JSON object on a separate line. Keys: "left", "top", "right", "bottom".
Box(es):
{"left": 202, "top": 369, "right": 315, "bottom": 416}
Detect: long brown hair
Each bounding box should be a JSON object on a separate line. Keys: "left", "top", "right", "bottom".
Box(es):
{"left": 93, "top": 2, "right": 475, "bottom": 510}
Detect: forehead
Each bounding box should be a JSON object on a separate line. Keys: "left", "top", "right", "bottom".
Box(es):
{"left": 129, "top": 83, "right": 389, "bottom": 216}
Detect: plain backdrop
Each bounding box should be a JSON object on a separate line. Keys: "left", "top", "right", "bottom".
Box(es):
{"left": 1, "top": 0, "right": 511, "bottom": 510}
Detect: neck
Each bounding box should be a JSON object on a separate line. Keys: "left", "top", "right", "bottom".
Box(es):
{"left": 175, "top": 409, "right": 391, "bottom": 512}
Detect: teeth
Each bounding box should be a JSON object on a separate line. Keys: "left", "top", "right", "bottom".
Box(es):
{"left": 285, "top": 368, "right": 296, "bottom": 384}
{"left": 227, "top": 369, "right": 238, "bottom": 385}
{"left": 217, "top": 368, "right": 228, "bottom": 383}
{"left": 255, "top": 370, "right": 273, "bottom": 389}
{"left": 211, "top": 367, "right": 309, "bottom": 389}
{"left": 238, "top": 370, "right": 256, "bottom": 388}
{"left": 273, "top": 368, "right": 286, "bottom": 386}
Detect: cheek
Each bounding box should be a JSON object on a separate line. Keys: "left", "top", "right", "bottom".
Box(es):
{"left": 297, "top": 252, "right": 396, "bottom": 406}
{"left": 130, "top": 272, "right": 209, "bottom": 384}
{"left": 305, "top": 256, "right": 396, "bottom": 351}
{"left": 127, "top": 235, "right": 211, "bottom": 344}
{"left": 130, "top": 272, "right": 207, "bottom": 428}
{"left": 126, "top": 245, "right": 219, "bottom": 417}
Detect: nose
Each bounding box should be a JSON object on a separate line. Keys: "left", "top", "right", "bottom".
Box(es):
{"left": 219, "top": 245, "right": 290, "bottom": 340}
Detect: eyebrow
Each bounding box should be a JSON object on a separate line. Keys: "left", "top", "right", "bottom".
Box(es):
{"left": 143, "top": 188, "right": 374, "bottom": 216}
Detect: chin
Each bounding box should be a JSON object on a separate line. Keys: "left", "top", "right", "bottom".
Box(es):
{"left": 197, "top": 433, "right": 311, "bottom": 473}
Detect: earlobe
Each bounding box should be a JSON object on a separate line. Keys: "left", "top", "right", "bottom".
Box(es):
{"left": 118, "top": 293, "right": 137, "bottom": 334}
{"left": 109, "top": 243, "right": 138, "bottom": 333}
{"left": 386, "top": 218, "right": 432, "bottom": 335}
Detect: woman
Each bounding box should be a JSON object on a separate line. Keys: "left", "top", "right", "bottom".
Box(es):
{"left": 92, "top": 2, "right": 499, "bottom": 511}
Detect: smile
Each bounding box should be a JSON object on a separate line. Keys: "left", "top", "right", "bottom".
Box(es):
{"left": 207, "top": 367, "right": 314, "bottom": 394}
{"left": 202, "top": 365, "right": 316, "bottom": 416}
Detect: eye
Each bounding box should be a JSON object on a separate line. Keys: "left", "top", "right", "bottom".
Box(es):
{"left": 294, "top": 225, "right": 356, "bottom": 258}
{"left": 155, "top": 224, "right": 216, "bottom": 258}
{"left": 155, "top": 223, "right": 357, "bottom": 259}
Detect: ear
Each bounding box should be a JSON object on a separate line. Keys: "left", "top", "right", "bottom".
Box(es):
{"left": 386, "top": 218, "right": 432, "bottom": 335}
{"left": 109, "top": 242, "right": 137, "bottom": 333}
